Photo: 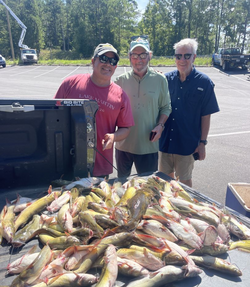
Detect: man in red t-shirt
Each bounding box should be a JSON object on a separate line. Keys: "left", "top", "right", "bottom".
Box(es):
{"left": 54, "top": 43, "right": 134, "bottom": 177}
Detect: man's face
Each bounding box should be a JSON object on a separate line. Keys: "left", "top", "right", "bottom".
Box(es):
{"left": 92, "top": 52, "right": 117, "bottom": 80}
{"left": 175, "top": 46, "right": 196, "bottom": 77}
{"left": 130, "top": 46, "right": 150, "bottom": 75}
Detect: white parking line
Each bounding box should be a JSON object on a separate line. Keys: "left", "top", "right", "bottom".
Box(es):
{"left": 61, "top": 66, "right": 81, "bottom": 80}
{"left": 229, "top": 74, "right": 250, "bottom": 82}
{"left": 33, "top": 66, "right": 60, "bottom": 78}
{"left": 209, "top": 131, "right": 250, "bottom": 137}
{"left": 10, "top": 66, "right": 41, "bottom": 76}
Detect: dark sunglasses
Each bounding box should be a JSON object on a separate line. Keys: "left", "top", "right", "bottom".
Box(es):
{"left": 98, "top": 54, "right": 118, "bottom": 66}
{"left": 130, "top": 52, "right": 149, "bottom": 59}
{"left": 175, "top": 53, "right": 193, "bottom": 60}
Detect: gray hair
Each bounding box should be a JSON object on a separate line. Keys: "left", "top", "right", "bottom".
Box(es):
{"left": 173, "top": 38, "right": 198, "bottom": 54}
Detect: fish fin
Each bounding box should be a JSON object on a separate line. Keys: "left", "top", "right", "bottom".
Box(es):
{"left": 48, "top": 185, "right": 53, "bottom": 194}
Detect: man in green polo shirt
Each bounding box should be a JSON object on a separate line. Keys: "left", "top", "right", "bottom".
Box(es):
{"left": 115, "top": 36, "right": 172, "bottom": 178}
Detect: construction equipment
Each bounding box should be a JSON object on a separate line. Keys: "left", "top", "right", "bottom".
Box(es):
{"left": 0, "top": 0, "right": 38, "bottom": 63}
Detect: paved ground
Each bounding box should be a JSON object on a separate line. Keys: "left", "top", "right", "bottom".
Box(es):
{"left": 0, "top": 64, "right": 250, "bottom": 206}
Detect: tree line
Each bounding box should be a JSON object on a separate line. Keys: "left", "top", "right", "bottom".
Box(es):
{"left": 0, "top": 0, "right": 249, "bottom": 59}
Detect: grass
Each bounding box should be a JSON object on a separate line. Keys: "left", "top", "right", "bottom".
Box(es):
{"left": 6, "top": 49, "right": 213, "bottom": 66}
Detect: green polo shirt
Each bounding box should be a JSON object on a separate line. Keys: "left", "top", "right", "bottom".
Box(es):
{"left": 115, "top": 67, "right": 171, "bottom": 154}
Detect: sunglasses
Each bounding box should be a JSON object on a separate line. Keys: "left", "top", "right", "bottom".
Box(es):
{"left": 130, "top": 52, "right": 149, "bottom": 59}
{"left": 175, "top": 53, "right": 193, "bottom": 60}
{"left": 98, "top": 54, "right": 118, "bottom": 66}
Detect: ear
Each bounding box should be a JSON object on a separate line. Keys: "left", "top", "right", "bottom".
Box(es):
{"left": 149, "top": 51, "right": 153, "bottom": 60}
{"left": 193, "top": 54, "right": 197, "bottom": 62}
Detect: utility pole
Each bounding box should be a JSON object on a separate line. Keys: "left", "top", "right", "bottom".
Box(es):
{"left": 4, "top": 0, "right": 15, "bottom": 60}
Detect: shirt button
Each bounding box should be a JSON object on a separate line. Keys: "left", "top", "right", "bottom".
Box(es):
{"left": 180, "top": 87, "right": 183, "bottom": 89}
{"left": 172, "top": 118, "right": 175, "bottom": 121}
{"left": 170, "top": 139, "right": 172, "bottom": 141}
{"left": 175, "top": 108, "right": 177, "bottom": 110}
{"left": 178, "top": 98, "right": 180, "bottom": 100}
{"left": 171, "top": 129, "right": 173, "bottom": 131}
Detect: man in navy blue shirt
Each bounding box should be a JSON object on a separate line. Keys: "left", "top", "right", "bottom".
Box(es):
{"left": 159, "top": 38, "right": 219, "bottom": 187}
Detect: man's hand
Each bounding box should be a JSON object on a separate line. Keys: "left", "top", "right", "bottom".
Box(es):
{"left": 150, "top": 124, "right": 164, "bottom": 142}
{"left": 102, "top": 133, "right": 115, "bottom": 150}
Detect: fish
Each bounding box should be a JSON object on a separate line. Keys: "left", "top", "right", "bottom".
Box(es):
{"left": 124, "top": 265, "right": 194, "bottom": 287}
{"left": 12, "top": 214, "right": 41, "bottom": 247}
{"left": 14, "top": 190, "right": 62, "bottom": 231}
{"left": 170, "top": 180, "right": 194, "bottom": 202}
{"left": 1, "top": 202, "right": 15, "bottom": 243}
{"left": 65, "top": 177, "right": 104, "bottom": 190}
{"left": 10, "top": 244, "right": 53, "bottom": 287}
{"left": 137, "top": 219, "right": 178, "bottom": 242}
{"left": 229, "top": 240, "right": 250, "bottom": 252}
{"left": 116, "top": 248, "right": 165, "bottom": 271}
{"left": 13, "top": 195, "right": 36, "bottom": 213}
{"left": 116, "top": 186, "right": 137, "bottom": 206}
{"left": 30, "top": 272, "right": 98, "bottom": 287}
{"left": 190, "top": 254, "right": 242, "bottom": 276}
{"left": 75, "top": 232, "right": 134, "bottom": 274}
{"left": 39, "top": 234, "right": 81, "bottom": 249}
{"left": 222, "top": 215, "right": 250, "bottom": 240}
{"left": 70, "top": 195, "right": 86, "bottom": 217}
{"left": 7, "top": 245, "right": 39, "bottom": 275}
{"left": 167, "top": 219, "right": 203, "bottom": 249}
{"left": 182, "top": 242, "right": 229, "bottom": 256}
{"left": 96, "top": 244, "right": 118, "bottom": 287}
{"left": 57, "top": 203, "right": 73, "bottom": 233}
{"left": 47, "top": 190, "right": 71, "bottom": 213}
{"left": 78, "top": 211, "right": 104, "bottom": 238}
{"left": 117, "top": 257, "right": 150, "bottom": 277}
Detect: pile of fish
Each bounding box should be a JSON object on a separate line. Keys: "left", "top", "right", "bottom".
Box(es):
{"left": 1, "top": 175, "right": 250, "bottom": 287}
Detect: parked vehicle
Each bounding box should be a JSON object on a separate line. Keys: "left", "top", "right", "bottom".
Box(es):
{"left": 0, "top": 54, "right": 6, "bottom": 68}
{"left": 20, "top": 49, "right": 38, "bottom": 64}
{"left": 212, "top": 47, "right": 250, "bottom": 71}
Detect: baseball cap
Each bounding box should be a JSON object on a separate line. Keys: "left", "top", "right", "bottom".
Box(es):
{"left": 93, "top": 43, "right": 119, "bottom": 60}
{"left": 129, "top": 37, "right": 150, "bottom": 52}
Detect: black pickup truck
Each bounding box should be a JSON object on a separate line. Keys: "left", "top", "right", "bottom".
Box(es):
{"left": 212, "top": 47, "right": 250, "bottom": 71}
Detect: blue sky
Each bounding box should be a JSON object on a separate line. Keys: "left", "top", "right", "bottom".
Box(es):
{"left": 137, "top": 0, "right": 148, "bottom": 12}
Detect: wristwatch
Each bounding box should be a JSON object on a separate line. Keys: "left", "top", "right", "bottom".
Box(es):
{"left": 200, "top": 139, "right": 208, "bottom": 145}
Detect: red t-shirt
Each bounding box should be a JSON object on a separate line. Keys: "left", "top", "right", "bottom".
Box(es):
{"left": 54, "top": 74, "right": 134, "bottom": 176}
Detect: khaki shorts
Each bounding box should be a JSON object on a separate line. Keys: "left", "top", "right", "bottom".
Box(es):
{"left": 158, "top": 152, "right": 194, "bottom": 181}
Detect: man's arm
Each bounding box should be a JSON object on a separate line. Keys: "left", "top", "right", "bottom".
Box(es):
{"left": 197, "top": 114, "right": 211, "bottom": 160}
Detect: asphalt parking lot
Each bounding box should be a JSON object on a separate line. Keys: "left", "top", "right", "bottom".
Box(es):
{"left": 0, "top": 64, "right": 250, "bottom": 206}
